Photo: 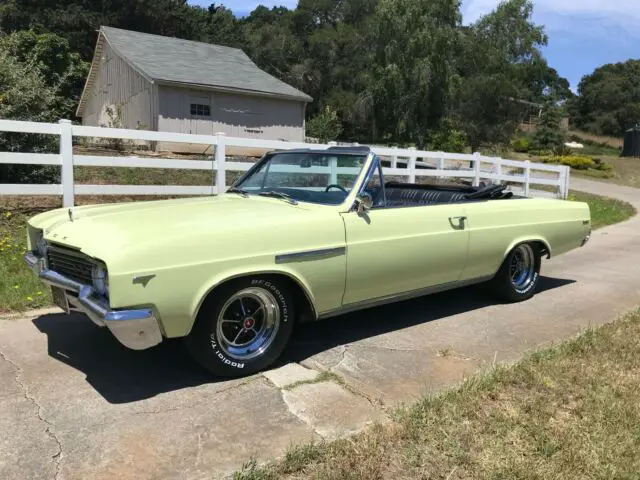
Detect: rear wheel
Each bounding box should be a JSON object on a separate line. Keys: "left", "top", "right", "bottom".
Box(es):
{"left": 185, "top": 276, "right": 295, "bottom": 377}
{"left": 492, "top": 243, "right": 541, "bottom": 302}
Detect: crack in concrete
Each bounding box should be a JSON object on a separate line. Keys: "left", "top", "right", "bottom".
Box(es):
{"left": 323, "top": 348, "right": 388, "bottom": 412}
{"left": 330, "top": 345, "right": 348, "bottom": 370}
{"left": 279, "top": 390, "right": 326, "bottom": 439}
{"left": 0, "top": 347, "right": 63, "bottom": 480}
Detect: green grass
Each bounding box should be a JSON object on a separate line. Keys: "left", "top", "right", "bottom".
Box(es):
{"left": 569, "top": 190, "right": 636, "bottom": 229}
{"left": 0, "top": 210, "right": 51, "bottom": 313}
{"left": 234, "top": 310, "right": 640, "bottom": 480}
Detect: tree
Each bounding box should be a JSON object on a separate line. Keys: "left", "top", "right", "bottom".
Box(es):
{"left": 0, "top": 0, "right": 574, "bottom": 153}
{"left": 533, "top": 97, "right": 565, "bottom": 151}
{"left": 204, "top": 4, "right": 246, "bottom": 48}
{"left": 366, "top": 0, "right": 461, "bottom": 146}
{"left": 571, "top": 60, "right": 640, "bottom": 136}
{"left": 0, "top": 30, "right": 88, "bottom": 119}
{"left": 0, "top": 31, "right": 88, "bottom": 183}
{"left": 0, "top": 38, "right": 60, "bottom": 183}
{"left": 454, "top": 0, "right": 551, "bottom": 151}
{"left": 0, "top": 0, "right": 207, "bottom": 60}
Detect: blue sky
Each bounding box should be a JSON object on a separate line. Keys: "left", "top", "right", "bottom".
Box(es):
{"left": 188, "top": 0, "right": 640, "bottom": 91}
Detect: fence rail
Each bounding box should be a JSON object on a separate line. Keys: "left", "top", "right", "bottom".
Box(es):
{"left": 0, "top": 119, "right": 570, "bottom": 206}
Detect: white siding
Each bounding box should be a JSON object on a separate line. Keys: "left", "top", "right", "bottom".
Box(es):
{"left": 81, "top": 41, "right": 153, "bottom": 130}
{"left": 157, "top": 86, "right": 305, "bottom": 153}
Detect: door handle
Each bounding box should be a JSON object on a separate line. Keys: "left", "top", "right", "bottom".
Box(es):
{"left": 448, "top": 216, "right": 467, "bottom": 229}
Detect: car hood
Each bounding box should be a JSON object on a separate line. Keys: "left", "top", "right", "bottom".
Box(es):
{"left": 29, "top": 195, "right": 322, "bottom": 262}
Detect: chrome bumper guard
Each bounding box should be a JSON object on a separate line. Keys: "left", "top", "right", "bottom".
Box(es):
{"left": 25, "top": 252, "right": 162, "bottom": 350}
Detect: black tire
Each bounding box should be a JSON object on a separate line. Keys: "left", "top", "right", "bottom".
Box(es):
{"left": 491, "top": 242, "right": 541, "bottom": 303}
{"left": 185, "top": 276, "right": 295, "bottom": 377}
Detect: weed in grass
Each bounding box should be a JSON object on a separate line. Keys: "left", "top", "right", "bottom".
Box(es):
{"left": 283, "top": 370, "right": 341, "bottom": 391}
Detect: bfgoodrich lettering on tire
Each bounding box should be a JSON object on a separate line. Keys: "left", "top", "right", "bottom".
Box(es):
{"left": 185, "top": 276, "right": 295, "bottom": 377}
{"left": 492, "top": 242, "right": 541, "bottom": 303}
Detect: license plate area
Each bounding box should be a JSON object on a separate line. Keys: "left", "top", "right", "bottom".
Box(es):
{"left": 51, "top": 286, "right": 70, "bottom": 313}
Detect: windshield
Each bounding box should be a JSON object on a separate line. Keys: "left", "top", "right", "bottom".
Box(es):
{"left": 234, "top": 152, "right": 368, "bottom": 205}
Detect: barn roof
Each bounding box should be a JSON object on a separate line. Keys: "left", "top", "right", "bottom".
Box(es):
{"left": 77, "top": 26, "right": 312, "bottom": 116}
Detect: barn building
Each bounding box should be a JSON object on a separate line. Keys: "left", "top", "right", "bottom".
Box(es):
{"left": 76, "top": 27, "right": 312, "bottom": 152}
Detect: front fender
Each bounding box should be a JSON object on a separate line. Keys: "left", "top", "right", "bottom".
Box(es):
{"left": 188, "top": 265, "right": 319, "bottom": 333}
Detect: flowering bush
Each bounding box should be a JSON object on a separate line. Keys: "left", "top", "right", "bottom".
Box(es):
{"left": 541, "top": 155, "right": 596, "bottom": 170}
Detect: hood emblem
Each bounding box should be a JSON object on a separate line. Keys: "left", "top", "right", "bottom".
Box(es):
{"left": 68, "top": 208, "right": 74, "bottom": 222}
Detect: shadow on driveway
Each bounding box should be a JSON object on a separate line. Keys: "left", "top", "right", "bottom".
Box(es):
{"left": 32, "top": 276, "right": 574, "bottom": 404}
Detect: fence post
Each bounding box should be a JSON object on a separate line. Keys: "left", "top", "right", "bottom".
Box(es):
{"left": 329, "top": 156, "right": 338, "bottom": 185}
{"left": 524, "top": 160, "right": 531, "bottom": 197}
{"left": 59, "top": 119, "right": 74, "bottom": 207}
{"left": 392, "top": 147, "right": 399, "bottom": 169}
{"left": 408, "top": 147, "right": 417, "bottom": 183}
{"left": 564, "top": 165, "right": 571, "bottom": 199}
{"left": 494, "top": 159, "right": 502, "bottom": 185}
{"left": 328, "top": 141, "right": 338, "bottom": 147}
{"left": 472, "top": 152, "right": 481, "bottom": 187}
{"left": 437, "top": 152, "right": 445, "bottom": 180}
{"left": 215, "top": 132, "right": 226, "bottom": 195}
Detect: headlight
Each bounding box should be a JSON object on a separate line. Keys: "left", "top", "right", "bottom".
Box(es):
{"left": 92, "top": 263, "right": 109, "bottom": 297}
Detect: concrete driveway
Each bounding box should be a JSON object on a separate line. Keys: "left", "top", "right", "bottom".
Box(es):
{"left": 2, "top": 178, "right": 639, "bottom": 479}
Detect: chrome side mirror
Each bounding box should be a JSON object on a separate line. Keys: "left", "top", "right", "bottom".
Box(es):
{"left": 356, "top": 192, "right": 374, "bottom": 215}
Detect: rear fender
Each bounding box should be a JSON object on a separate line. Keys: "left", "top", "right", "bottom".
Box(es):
{"left": 503, "top": 237, "right": 552, "bottom": 261}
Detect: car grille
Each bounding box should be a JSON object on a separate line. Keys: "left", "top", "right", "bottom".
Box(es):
{"left": 47, "top": 246, "right": 95, "bottom": 285}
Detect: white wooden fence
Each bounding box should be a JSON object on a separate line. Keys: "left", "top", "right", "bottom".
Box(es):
{"left": 0, "top": 119, "right": 570, "bottom": 207}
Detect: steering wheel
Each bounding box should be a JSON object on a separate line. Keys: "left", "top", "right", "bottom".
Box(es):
{"left": 325, "top": 184, "right": 348, "bottom": 193}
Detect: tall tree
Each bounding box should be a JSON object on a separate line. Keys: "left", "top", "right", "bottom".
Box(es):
{"left": 204, "top": 4, "right": 245, "bottom": 48}
{"left": 454, "top": 0, "right": 549, "bottom": 151}
{"left": 571, "top": 59, "right": 640, "bottom": 136}
{"left": 366, "top": 0, "right": 461, "bottom": 146}
{"left": 0, "top": 0, "right": 207, "bottom": 60}
{"left": 533, "top": 97, "right": 565, "bottom": 151}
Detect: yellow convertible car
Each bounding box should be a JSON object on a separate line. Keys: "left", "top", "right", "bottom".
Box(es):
{"left": 24, "top": 147, "right": 591, "bottom": 377}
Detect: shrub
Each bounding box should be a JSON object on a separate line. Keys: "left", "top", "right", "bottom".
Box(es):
{"left": 541, "top": 155, "right": 596, "bottom": 170}
{"left": 528, "top": 149, "right": 553, "bottom": 157}
{"left": 553, "top": 143, "right": 573, "bottom": 156}
{"left": 429, "top": 119, "right": 468, "bottom": 153}
{"left": 511, "top": 136, "right": 532, "bottom": 153}
{"left": 306, "top": 107, "right": 343, "bottom": 143}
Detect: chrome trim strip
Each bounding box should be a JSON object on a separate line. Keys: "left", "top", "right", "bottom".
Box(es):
{"left": 318, "top": 275, "right": 494, "bottom": 320}
{"left": 275, "top": 247, "right": 346, "bottom": 264}
{"left": 24, "top": 252, "right": 163, "bottom": 350}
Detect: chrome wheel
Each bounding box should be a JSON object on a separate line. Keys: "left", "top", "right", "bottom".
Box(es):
{"left": 216, "top": 287, "right": 281, "bottom": 360}
{"left": 510, "top": 244, "right": 536, "bottom": 291}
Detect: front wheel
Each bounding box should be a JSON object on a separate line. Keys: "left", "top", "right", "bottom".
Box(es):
{"left": 185, "top": 277, "right": 295, "bottom": 377}
{"left": 491, "top": 243, "right": 541, "bottom": 302}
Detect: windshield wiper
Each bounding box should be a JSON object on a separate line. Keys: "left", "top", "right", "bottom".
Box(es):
{"left": 227, "top": 187, "right": 249, "bottom": 198}
{"left": 258, "top": 191, "right": 298, "bottom": 205}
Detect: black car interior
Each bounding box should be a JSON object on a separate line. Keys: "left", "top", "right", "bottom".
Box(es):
{"left": 381, "top": 181, "right": 513, "bottom": 207}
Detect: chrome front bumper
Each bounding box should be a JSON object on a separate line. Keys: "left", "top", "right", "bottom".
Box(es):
{"left": 25, "top": 252, "right": 163, "bottom": 350}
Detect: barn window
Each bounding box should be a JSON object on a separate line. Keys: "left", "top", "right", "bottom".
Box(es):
{"left": 190, "top": 103, "right": 211, "bottom": 117}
